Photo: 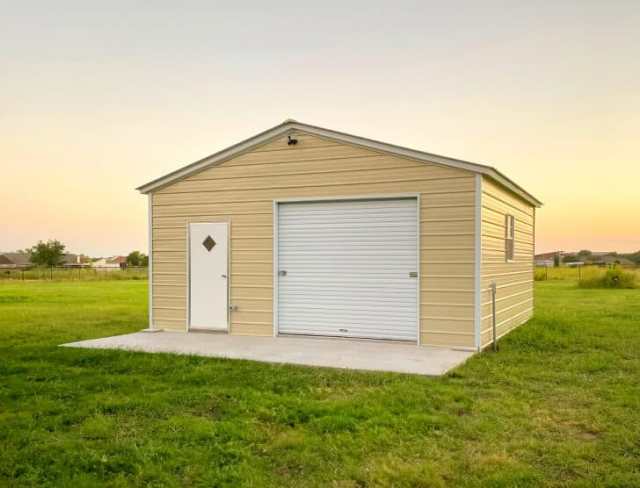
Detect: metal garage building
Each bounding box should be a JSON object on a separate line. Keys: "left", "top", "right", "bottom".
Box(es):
{"left": 138, "top": 120, "right": 542, "bottom": 351}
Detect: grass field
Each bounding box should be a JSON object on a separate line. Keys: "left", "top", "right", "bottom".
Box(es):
{"left": 1, "top": 281, "right": 639, "bottom": 486}
{"left": 534, "top": 264, "right": 640, "bottom": 283}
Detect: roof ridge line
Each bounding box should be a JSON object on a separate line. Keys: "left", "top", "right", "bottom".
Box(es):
{"left": 136, "top": 120, "right": 542, "bottom": 207}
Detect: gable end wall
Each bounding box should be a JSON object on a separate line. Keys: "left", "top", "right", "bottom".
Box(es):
{"left": 480, "top": 176, "right": 535, "bottom": 348}
{"left": 150, "top": 131, "right": 479, "bottom": 348}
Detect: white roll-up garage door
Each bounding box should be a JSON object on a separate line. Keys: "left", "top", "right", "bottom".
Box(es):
{"left": 277, "top": 198, "right": 418, "bottom": 341}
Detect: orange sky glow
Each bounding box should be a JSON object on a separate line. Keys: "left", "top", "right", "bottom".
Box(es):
{"left": 2, "top": 2, "right": 639, "bottom": 256}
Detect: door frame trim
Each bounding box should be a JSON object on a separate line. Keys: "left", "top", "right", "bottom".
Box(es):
{"left": 186, "top": 221, "right": 231, "bottom": 332}
{"left": 272, "top": 193, "right": 420, "bottom": 344}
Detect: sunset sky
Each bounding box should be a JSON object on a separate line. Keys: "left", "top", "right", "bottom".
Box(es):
{"left": 2, "top": 1, "right": 639, "bottom": 256}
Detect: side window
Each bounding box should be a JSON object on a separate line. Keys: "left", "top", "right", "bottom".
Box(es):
{"left": 505, "top": 214, "right": 515, "bottom": 261}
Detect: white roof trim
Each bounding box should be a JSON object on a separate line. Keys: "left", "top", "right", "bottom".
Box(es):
{"left": 137, "top": 120, "right": 542, "bottom": 207}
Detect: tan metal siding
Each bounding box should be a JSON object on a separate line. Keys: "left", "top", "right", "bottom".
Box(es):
{"left": 151, "top": 131, "right": 477, "bottom": 348}
{"left": 480, "top": 176, "right": 535, "bottom": 348}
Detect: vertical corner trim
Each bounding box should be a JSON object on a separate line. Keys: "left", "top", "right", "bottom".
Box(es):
{"left": 416, "top": 194, "right": 421, "bottom": 346}
{"left": 272, "top": 200, "right": 279, "bottom": 337}
{"left": 474, "top": 174, "right": 482, "bottom": 351}
{"left": 186, "top": 222, "right": 190, "bottom": 332}
{"left": 532, "top": 207, "right": 536, "bottom": 313}
{"left": 147, "top": 193, "right": 154, "bottom": 330}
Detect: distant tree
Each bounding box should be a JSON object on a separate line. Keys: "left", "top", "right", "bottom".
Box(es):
{"left": 562, "top": 255, "right": 578, "bottom": 263}
{"left": 126, "top": 251, "right": 148, "bottom": 267}
{"left": 577, "top": 249, "right": 592, "bottom": 259}
{"left": 553, "top": 253, "right": 560, "bottom": 267}
{"left": 571, "top": 249, "right": 594, "bottom": 264}
{"left": 29, "top": 240, "right": 66, "bottom": 267}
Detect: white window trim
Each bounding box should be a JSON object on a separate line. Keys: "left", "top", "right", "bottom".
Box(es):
{"left": 505, "top": 214, "right": 515, "bottom": 263}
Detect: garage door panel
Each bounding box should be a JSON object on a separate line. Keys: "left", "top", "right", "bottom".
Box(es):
{"left": 281, "top": 275, "right": 417, "bottom": 282}
{"left": 279, "top": 286, "right": 419, "bottom": 298}
{"left": 279, "top": 310, "right": 418, "bottom": 321}
{"left": 279, "top": 297, "right": 417, "bottom": 306}
{"left": 279, "top": 211, "right": 417, "bottom": 222}
{"left": 278, "top": 259, "right": 417, "bottom": 266}
{"left": 279, "top": 325, "right": 416, "bottom": 341}
{"left": 278, "top": 251, "right": 416, "bottom": 259}
{"left": 277, "top": 198, "right": 418, "bottom": 341}
{"left": 278, "top": 199, "right": 415, "bottom": 212}
{"left": 278, "top": 239, "right": 416, "bottom": 247}
{"left": 277, "top": 230, "right": 418, "bottom": 240}
{"left": 279, "top": 218, "right": 417, "bottom": 229}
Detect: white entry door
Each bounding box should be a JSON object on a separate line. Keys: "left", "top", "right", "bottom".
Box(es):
{"left": 189, "top": 222, "right": 229, "bottom": 330}
{"left": 277, "top": 198, "right": 418, "bottom": 341}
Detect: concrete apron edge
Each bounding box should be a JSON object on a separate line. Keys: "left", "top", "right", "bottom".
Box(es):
{"left": 60, "top": 331, "right": 475, "bottom": 376}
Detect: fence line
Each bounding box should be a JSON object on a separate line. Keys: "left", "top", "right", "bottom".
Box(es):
{"left": 534, "top": 264, "right": 640, "bottom": 282}
{"left": 0, "top": 266, "right": 148, "bottom": 281}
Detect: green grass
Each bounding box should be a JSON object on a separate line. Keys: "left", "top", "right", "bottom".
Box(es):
{"left": 578, "top": 267, "right": 638, "bottom": 289}
{"left": 1, "top": 281, "right": 639, "bottom": 487}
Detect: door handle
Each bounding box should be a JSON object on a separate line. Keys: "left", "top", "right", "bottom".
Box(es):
{"left": 278, "top": 270, "right": 287, "bottom": 276}
{"left": 221, "top": 274, "right": 227, "bottom": 278}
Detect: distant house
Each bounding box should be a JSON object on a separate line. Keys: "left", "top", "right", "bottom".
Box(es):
{"left": 0, "top": 252, "right": 91, "bottom": 268}
{"left": 110, "top": 256, "right": 128, "bottom": 269}
{"left": 534, "top": 251, "right": 564, "bottom": 267}
{"left": 61, "top": 254, "right": 82, "bottom": 267}
{"left": 91, "top": 256, "right": 128, "bottom": 271}
{"left": 0, "top": 252, "right": 31, "bottom": 268}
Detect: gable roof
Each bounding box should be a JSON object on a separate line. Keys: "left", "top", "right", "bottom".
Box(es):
{"left": 0, "top": 252, "right": 31, "bottom": 266}
{"left": 107, "top": 256, "right": 127, "bottom": 264}
{"left": 137, "top": 119, "right": 542, "bottom": 207}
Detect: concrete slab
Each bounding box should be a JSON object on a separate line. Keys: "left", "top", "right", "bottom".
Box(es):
{"left": 61, "top": 331, "right": 475, "bottom": 376}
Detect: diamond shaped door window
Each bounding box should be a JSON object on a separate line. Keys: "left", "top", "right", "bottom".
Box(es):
{"left": 202, "top": 235, "right": 216, "bottom": 252}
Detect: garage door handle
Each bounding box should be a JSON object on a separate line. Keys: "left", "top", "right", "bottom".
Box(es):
{"left": 278, "top": 270, "right": 287, "bottom": 276}
{"left": 409, "top": 272, "right": 418, "bottom": 278}
{"left": 221, "top": 274, "right": 227, "bottom": 278}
